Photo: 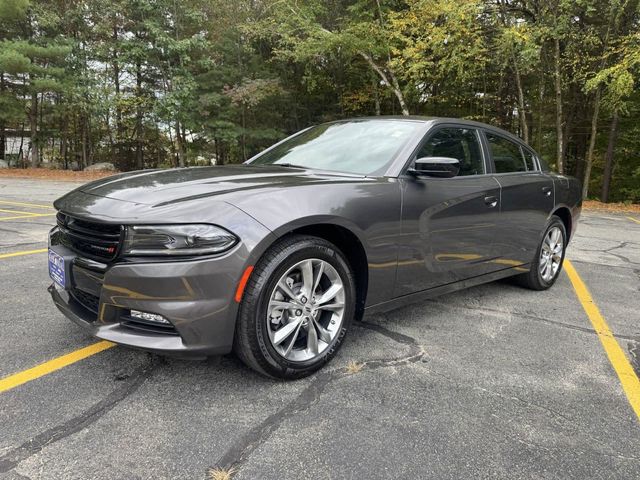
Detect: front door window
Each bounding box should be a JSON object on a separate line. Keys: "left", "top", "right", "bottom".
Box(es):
{"left": 416, "top": 128, "right": 484, "bottom": 177}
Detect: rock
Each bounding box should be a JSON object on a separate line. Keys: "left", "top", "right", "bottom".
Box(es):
{"left": 0, "top": 160, "right": 8, "bottom": 169}
{"left": 84, "top": 162, "right": 116, "bottom": 172}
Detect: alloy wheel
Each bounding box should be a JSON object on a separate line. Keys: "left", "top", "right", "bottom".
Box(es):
{"left": 539, "top": 226, "right": 563, "bottom": 282}
{"left": 266, "top": 258, "right": 345, "bottom": 362}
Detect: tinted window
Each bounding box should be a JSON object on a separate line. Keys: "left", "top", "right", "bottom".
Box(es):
{"left": 523, "top": 149, "right": 537, "bottom": 171}
{"left": 486, "top": 133, "right": 526, "bottom": 173}
{"left": 537, "top": 155, "right": 550, "bottom": 172}
{"left": 250, "top": 120, "right": 422, "bottom": 175}
{"left": 416, "top": 128, "right": 483, "bottom": 176}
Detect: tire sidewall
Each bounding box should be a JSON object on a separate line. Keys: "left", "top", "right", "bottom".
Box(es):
{"left": 252, "top": 240, "right": 355, "bottom": 375}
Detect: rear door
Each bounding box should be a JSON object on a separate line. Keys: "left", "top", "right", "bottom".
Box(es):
{"left": 484, "top": 131, "right": 554, "bottom": 266}
{"left": 395, "top": 125, "right": 503, "bottom": 296}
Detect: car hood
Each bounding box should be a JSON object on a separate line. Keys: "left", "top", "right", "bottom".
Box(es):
{"left": 77, "top": 165, "right": 363, "bottom": 206}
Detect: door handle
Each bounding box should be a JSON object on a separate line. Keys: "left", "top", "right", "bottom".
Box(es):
{"left": 542, "top": 186, "right": 552, "bottom": 197}
{"left": 484, "top": 195, "right": 498, "bottom": 208}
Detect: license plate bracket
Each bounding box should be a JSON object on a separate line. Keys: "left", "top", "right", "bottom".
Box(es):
{"left": 48, "top": 246, "right": 75, "bottom": 290}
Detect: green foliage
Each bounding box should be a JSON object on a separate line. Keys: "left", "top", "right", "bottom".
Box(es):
{"left": 0, "top": 45, "right": 31, "bottom": 73}
{"left": 0, "top": 0, "right": 29, "bottom": 21}
{"left": 0, "top": 0, "right": 638, "bottom": 201}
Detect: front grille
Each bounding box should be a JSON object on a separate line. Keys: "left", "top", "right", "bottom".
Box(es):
{"left": 57, "top": 212, "right": 122, "bottom": 261}
{"left": 70, "top": 288, "right": 100, "bottom": 314}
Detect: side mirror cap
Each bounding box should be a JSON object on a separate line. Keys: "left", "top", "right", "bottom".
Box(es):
{"left": 408, "top": 156, "right": 460, "bottom": 178}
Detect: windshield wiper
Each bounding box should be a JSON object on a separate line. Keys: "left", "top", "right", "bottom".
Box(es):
{"left": 273, "top": 163, "right": 307, "bottom": 169}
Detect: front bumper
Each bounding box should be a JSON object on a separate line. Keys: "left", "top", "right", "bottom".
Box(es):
{"left": 48, "top": 193, "right": 276, "bottom": 358}
{"left": 49, "top": 250, "right": 247, "bottom": 358}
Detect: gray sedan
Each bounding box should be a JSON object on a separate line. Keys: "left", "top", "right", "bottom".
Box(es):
{"left": 48, "top": 117, "right": 582, "bottom": 378}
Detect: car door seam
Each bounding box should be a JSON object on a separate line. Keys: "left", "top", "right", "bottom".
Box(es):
{"left": 492, "top": 176, "right": 503, "bottom": 213}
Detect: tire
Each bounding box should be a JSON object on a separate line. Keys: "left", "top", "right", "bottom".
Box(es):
{"left": 515, "top": 215, "right": 567, "bottom": 291}
{"left": 234, "top": 235, "right": 356, "bottom": 379}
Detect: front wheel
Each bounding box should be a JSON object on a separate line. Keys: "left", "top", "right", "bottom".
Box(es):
{"left": 515, "top": 215, "right": 567, "bottom": 290}
{"left": 234, "top": 235, "right": 355, "bottom": 379}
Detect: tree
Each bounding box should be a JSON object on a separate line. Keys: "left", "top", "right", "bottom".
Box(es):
{"left": 583, "top": 2, "right": 639, "bottom": 200}
{"left": 0, "top": 0, "right": 30, "bottom": 163}
{"left": 0, "top": 0, "right": 638, "bottom": 204}
{"left": 390, "top": 0, "right": 488, "bottom": 117}
{"left": 252, "top": 0, "right": 412, "bottom": 115}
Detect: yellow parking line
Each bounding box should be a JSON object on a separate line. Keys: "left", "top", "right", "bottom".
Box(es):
{"left": 0, "top": 208, "right": 41, "bottom": 216}
{"left": 0, "top": 248, "right": 48, "bottom": 259}
{"left": 0, "top": 341, "right": 115, "bottom": 394}
{"left": 0, "top": 200, "right": 54, "bottom": 210}
{"left": 565, "top": 260, "right": 640, "bottom": 421}
{"left": 626, "top": 216, "right": 640, "bottom": 225}
{"left": 0, "top": 213, "right": 56, "bottom": 221}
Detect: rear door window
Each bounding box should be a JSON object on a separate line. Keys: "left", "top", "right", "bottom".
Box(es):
{"left": 486, "top": 133, "right": 526, "bottom": 173}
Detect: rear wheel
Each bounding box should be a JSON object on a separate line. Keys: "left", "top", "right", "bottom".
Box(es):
{"left": 234, "top": 235, "right": 355, "bottom": 379}
{"left": 515, "top": 216, "right": 566, "bottom": 290}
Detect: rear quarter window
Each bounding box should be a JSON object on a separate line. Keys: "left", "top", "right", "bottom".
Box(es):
{"left": 523, "top": 149, "right": 537, "bottom": 171}
{"left": 537, "top": 155, "right": 551, "bottom": 172}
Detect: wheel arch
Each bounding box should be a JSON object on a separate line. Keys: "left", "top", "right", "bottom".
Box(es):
{"left": 289, "top": 223, "right": 368, "bottom": 319}
{"left": 249, "top": 218, "right": 370, "bottom": 321}
{"left": 550, "top": 206, "right": 572, "bottom": 241}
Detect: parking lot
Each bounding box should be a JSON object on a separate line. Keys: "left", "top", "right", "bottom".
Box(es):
{"left": 0, "top": 177, "right": 638, "bottom": 480}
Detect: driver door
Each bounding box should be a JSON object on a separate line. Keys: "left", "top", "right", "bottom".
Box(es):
{"left": 395, "top": 126, "right": 503, "bottom": 296}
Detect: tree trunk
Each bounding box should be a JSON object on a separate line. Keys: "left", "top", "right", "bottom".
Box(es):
{"left": 29, "top": 92, "right": 39, "bottom": 168}
{"left": 513, "top": 59, "right": 529, "bottom": 143}
{"left": 81, "top": 116, "right": 88, "bottom": 169}
{"left": 135, "top": 60, "right": 144, "bottom": 170}
{"left": 60, "top": 128, "right": 67, "bottom": 170}
{"left": 113, "top": 24, "right": 124, "bottom": 168}
{"left": 482, "top": 69, "right": 487, "bottom": 122}
{"left": 554, "top": 37, "right": 564, "bottom": 174}
{"left": 241, "top": 104, "right": 247, "bottom": 161}
{"left": 536, "top": 70, "right": 544, "bottom": 153}
{"left": 496, "top": 0, "right": 528, "bottom": 142}
{"left": 563, "top": 99, "right": 574, "bottom": 175}
{"left": 0, "top": 124, "right": 4, "bottom": 163}
{"left": 175, "top": 121, "right": 186, "bottom": 167}
{"left": 372, "top": 74, "right": 381, "bottom": 116}
{"left": 167, "top": 123, "right": 177, "bottom": 167}
{"left": 359, "top": 52, "right": 409, "bottom": 115}
{"left": 585, "top": 3, "right": 616, "bottom": 199}
{"left": 600, "top": 110, "right": 619, "bottom": 203}
{"left": 387, "top": 69, "right": 409, "bottom": 116}
{"left": 18, "top": 123, "right": 25, "bottom": 167}
{"left": 582, "top": 86, "right": 602, "bottom": 199}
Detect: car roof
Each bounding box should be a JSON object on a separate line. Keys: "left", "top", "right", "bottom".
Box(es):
{"left": 329, "top": 116, "right": 531, "bottom": 151}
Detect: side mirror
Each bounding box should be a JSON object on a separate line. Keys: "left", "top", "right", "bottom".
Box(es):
{"left": 408, "top": 156, "right": 460, "bottom": 178}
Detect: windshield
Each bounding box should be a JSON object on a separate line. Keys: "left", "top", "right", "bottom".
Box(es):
{"left": 248, "top": 120, "right": 422, "bottom": 175}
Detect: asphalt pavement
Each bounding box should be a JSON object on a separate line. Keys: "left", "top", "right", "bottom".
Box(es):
{"left": 0, "top": 177, "right": 638, "bottom": 479}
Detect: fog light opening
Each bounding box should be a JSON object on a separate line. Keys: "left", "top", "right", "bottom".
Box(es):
{"left": 130, "top": 309, "right": 171, "bottom": 325}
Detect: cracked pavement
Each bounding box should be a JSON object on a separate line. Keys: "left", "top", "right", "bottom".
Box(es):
{"left": 0, "top": 178, "right": 639, "bottom": 479}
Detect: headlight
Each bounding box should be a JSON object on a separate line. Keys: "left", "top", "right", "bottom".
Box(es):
{"left": 123, "top": 224, "right": 237, "bottom": 256}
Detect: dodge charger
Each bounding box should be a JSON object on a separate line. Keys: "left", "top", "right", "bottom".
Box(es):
{"left": 48, "top": 117, "right": 582, "bottom": 378}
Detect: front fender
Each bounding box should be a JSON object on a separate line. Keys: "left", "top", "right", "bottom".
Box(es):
{"left": 226, "top": 180, "right": 403, "bottom": 306}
